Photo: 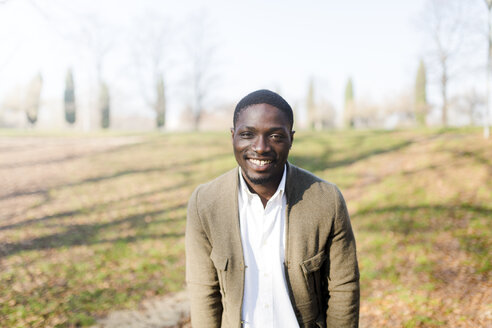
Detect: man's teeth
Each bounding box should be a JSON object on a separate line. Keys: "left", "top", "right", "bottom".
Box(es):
{"left": 249, "top": 159, "right": 272, "bottom": 166}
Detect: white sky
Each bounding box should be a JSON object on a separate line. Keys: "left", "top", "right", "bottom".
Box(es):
{"left": 0, "top": 0, "right": 487, "bottom": 129}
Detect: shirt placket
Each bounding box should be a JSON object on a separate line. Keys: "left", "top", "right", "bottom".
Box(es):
{"left": 261, "top": 199, "right": 275, "bottom": 326}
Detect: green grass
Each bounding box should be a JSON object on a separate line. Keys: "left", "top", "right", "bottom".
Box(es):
{"left": 0, "top": 128, "right": 490, "bottom": 327}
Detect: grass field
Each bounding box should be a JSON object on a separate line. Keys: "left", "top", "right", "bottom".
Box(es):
{"left": 0, "top": 128, "right": 490, "bottom": 327}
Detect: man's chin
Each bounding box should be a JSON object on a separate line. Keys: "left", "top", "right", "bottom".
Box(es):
{"left": 244, "top": 172, "right": 275, "bottom": 186}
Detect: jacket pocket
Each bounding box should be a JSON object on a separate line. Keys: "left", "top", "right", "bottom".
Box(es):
{"left": 301, "top": 250, "right": 327, "bottom": 321}
{"left": 301, "top": 250, "right": 326, "bottom": 284}
{"left": 210, "top": 249, "right": 229, "bottom": 296}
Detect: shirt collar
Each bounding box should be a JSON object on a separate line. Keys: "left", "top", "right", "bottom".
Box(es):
{"left": 238, "top": 165, "right": 287, "bottom": 201}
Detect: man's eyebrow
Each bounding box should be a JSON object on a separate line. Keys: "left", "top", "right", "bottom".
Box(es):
{"left": 237, "top": 126, "right": 257, "bottom": 131}
{"left": 238, "top": 126, "right": 289, "bottom": 132}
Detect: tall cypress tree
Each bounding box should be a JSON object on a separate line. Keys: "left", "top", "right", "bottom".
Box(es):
{"left": 64, "top": 69, "right": 76, "bottom": 125}
{"left": 306, "top": 78, "right": 316, "bottom": 130}
{"left": 415, "top": 59, "right": 427, "bottom": 126}
{"left": 344, "top": 78, "right": 354, "bottom": 128}
{"left": 26, "top": 73, "right": 43, "bottom": 126}
{"left": 155, "top": 74, "right": 166, "bottom": 129}
{"left": 99, "top": 82, "right": 110, "bottom": 129}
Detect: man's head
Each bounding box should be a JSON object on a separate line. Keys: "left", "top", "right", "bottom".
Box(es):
{"left": 233, "top": 89, "right": 294, "bottom": 130}
{"left": 231, "top": 90, "right": 294, "bottom": 188}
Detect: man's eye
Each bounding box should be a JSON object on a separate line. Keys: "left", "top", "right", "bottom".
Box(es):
{"left": 271, "top": 134, "right": 285, "bottom": 140}
{"left": 240, "top": 132, "right": 253, "bottom": 138}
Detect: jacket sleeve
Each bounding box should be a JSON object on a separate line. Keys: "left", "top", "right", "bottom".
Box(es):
{"left": 326, "top": 186, "right": 360, "bottom": 328}
{"left": 185, "top": 187, "right": 223, "bottom": 328}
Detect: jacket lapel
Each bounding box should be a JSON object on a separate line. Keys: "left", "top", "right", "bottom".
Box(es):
{"left": 284, "top": 162, "right": 298, "bottom": 269}
{"left": 221, "top": 167, "right": 244, "bottom": 263}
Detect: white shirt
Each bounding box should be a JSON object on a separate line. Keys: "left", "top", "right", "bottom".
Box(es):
{"left": 238, "top": 166, "right": 299, "bottom": 328}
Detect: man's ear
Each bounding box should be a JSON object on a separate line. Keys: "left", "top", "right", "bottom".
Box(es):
{"left": 230, "top": 127, "right": 235, "bottom": 139}
{"left": 290, "top": 130, "right": 295, "bottom": 146}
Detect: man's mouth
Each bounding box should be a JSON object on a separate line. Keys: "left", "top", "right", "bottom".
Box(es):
{"left": 248, "top": 158, "right": 273, "bottom": 167}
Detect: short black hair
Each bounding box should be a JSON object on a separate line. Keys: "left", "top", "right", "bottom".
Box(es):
{"left": 233, "top": 89, "right": 294, "bottom": 129}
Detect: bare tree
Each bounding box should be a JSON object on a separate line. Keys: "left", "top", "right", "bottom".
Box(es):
{"left": 381, "top": 91, "right": 415, "bottom": 128}
{"left": 418, "top": 0, "right": 476, "bottom": 126}
{"left": 454, "top": 88, "right": 485, "bottom": 125}
{"left": 354, "top": 98, "right": 383, "bottom": 129}
{"left": 80, "top": 16, "right": 113, "bottom": 82}
{"left": 76, "top": 15, "right": 115, "bottom": 130}
{"left": 316, "top": 100, "right": 337, "bottom": 130}
{"left": 130, "top": 12, "right": 171, "bottom": 129}
{"left": 304, "top": 78, "right": 336, "bottom": 130}
{"left": 483, "top": 0, "right": 492, "bottom": 138}
{"left": 1, "top": 85, "right": 23, "bottom": 112}
{"left": 184, "top": 13, "right": 218, "bottom": 130}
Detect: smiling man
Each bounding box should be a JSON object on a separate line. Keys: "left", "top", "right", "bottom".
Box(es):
{"left": 186, "top": 89, "right": 360, "bottom": 328}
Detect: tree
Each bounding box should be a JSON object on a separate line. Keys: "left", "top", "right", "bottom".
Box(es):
{"left": 484, "top": 0, "right": 492, "bottom": 138}
{"left": 344, "top": 78, "right": 355, "bottom": 128}
{"left": 454, "top": 88, "right": 485, "bottom": 125}
{"left": 306, "top": 78, "right": 316, "bottom": 130}
{"left": 99, "top": 82, "right": 110, "bottom": 129}
{"left": 25, "top": 73, "right": 43, "bottom": 126}
{"left": 381, "top": 91, "right": 415, "bottom": 128}
{"left": 155, "top": 73, "right": 166, "bottom": 129}
{"left": 130, "top": 12, "right": 171, "bottom": 130}
{"left": 185, "top": 13, "right": 218, "bottom": 130}
{"left": 419, "top": 0, "right": 476, "bottom": 126}
{"left": 64, "top": 68, "right": 76, "bottom": 125}
{"left": 317, "top": 100, "right": 337, "bottom": 129}
{"left": 415, "top": 59, "right": 428, "bottom": 126}
{"left": 78, "top": 15, "right": 114, "bottom": 131}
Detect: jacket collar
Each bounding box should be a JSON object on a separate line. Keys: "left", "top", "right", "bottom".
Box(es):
{"left": 231, "top": 161, "right": 298, "bottom": 203}
{"left": 285, "top": 161, "right": 297, "bottom": 206}
{"left": 237, "top": 165, "right": 287, "bottom": 202}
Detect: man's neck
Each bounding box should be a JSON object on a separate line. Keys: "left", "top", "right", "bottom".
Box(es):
{"left": 240, "top": 168, "right": 285, "bottom": 208}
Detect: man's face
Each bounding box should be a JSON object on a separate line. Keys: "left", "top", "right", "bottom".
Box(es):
{"left": 231, "top": 103, "right": 294, "bottom": 187}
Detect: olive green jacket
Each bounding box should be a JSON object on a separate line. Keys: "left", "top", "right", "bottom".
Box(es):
{"left": 185, "top": 163, "right": 359, "bottom": 328}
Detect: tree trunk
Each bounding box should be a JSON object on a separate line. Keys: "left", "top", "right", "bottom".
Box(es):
{"left": 485, "top": 1, "right": 492, "bottom": 138}
{"left": 441, "top": 65, "right": 448, "bottom": 127}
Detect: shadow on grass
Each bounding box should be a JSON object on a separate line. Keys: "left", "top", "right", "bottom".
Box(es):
{"left": 0, "top": 151, "right": 230, "bottom": 201}
{"left": 290, "top": 139, "right": 414, "bottom": 173}
{"left": 0, "top": 204, "right": 186, "bottom": 258}
{"left": 353, "top": 203, "right": 490, "bottom": 234}
{"left": 353, "top": 204, "right": 491, "bottom": 268}
{"left": 450, "top": 149, "right": 492, "bottom": 177}
{"left": 0, "top": 138, "right": 145, "bottom": 170}
{"left": 0, "top": 179, "right": 191, "bottom": 231}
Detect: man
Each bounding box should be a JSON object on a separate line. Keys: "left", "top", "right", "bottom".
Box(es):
{"left": 186, "top": 89, "right": 359, "bottom": 328}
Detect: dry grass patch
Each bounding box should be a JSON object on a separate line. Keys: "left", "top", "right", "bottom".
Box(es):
{"left": 0, "top": 129, "right": 490, "bottom": 327}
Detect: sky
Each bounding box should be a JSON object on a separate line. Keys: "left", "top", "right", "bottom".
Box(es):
{"left": 0, "top": 0, "right": 487, "bottom": 129}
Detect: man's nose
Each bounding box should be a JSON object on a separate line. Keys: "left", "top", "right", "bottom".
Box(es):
{"left": 252, "top": 135, "right": 270, "bottom": 153}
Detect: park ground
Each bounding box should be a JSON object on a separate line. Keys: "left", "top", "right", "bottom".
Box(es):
{"left": 0, "top": 128, "right": 490, "bottom": 327}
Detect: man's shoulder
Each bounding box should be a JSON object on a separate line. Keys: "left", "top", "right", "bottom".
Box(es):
{"left": 196, "top": 167, "right": 237, "bottom": 191}
{"left": 287, "top": 164, "right": 347, "bottom": 218}
{"left": 288, "top": 163, "right": 337, "bottom": 192}
{"left": 190, "top": 167, "right": 237, "bottom": 205}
